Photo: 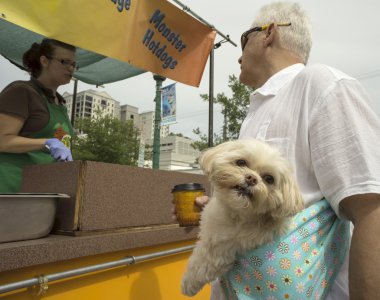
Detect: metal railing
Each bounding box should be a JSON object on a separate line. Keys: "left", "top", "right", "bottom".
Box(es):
{"left": 0, "top": 245, "right": 195, "bottom": 296}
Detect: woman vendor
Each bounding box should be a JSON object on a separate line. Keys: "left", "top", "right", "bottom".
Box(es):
{"left": 0, "top": 39, "right": 75, "bottom": 192}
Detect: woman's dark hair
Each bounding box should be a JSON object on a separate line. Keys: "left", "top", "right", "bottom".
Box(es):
{"left": 22, "top": 39, "right": 76, "bottom": 78}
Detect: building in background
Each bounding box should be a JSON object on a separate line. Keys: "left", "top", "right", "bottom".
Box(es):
{"left": 138, "top": 111, "right": 169, "bottom": 143}
{"left": 63, "top": 89, "right": 199, "bottom": 171}
{"left": 120, "top": 104, "right": 139, "bottom": 128}
{"left": 63, "top": 90, "right": 169, "bottom": 144}
{"left": 63, "top": 90, "right": 120, "bottom": 120}
{"left": 146, "top": 135, "right": 200, "bottom": 171}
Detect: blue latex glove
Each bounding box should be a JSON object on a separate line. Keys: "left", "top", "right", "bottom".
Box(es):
{"left": 45, "top": 138, "right": 73, "bottom": 161}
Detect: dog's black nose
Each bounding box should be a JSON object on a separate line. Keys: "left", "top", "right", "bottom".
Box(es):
{"left": 245, "top": 174, "right": 257, "bottom": 186}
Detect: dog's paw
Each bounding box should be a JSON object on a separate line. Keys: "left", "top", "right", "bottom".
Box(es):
{"left": 181, "top": 276, "right": 203, "bottom": 297}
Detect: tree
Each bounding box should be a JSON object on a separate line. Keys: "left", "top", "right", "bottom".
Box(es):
{"left": 191, "top": 128, "right": 224, "bottom": 152}
{"left": 168, "top": 132, "right": 184, "bottom": 138}
{"left": 72, "top": 111, "right": 140, "bottom": 166}
{"left": 192, "top": 74, "right": 254, "bottom": 150}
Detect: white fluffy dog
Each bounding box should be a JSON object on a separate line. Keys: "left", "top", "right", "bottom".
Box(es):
{"left": 182, "top": 139, "right": 304, "bottom": 296}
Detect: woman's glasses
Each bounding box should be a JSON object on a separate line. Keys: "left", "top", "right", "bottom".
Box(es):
{"left": 240, "top": 23, "right": 291, "bottom": 50}
{"left": 49, "top": 57, "right": 78, "bottom": 70}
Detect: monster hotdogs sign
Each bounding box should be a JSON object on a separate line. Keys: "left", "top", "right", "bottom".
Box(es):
{"left": 143, "top": 10, "right": 187, "bottom": 70}
{"left": 0, "top": 0, "right": 216, "bottom": 86}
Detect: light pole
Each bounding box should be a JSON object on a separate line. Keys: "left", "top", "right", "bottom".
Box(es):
{"left": 152, "top": 74, "right": 166, "bottom": 169}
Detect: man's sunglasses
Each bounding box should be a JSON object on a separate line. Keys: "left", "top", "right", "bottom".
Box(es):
{"left": 240, "top": 22, "right": 291, "bottom": 50}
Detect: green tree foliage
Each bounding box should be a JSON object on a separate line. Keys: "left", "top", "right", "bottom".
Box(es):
{"left": 72, "top": 111, "right": 140, "bottom": 166}
{"left": 192, "top": 74, "right": 254, "bottom": 150}
{"left": 191, "top": 128, "right": 224, "bottom": 152}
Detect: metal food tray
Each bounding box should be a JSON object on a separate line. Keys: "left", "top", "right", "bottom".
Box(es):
{"left": 0, "top": 193, "right": 70, "bottom": 243}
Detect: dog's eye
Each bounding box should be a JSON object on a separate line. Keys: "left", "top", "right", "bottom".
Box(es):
{"left": 263, "top": 174, "right": 275, "bottom": 184}
{"left": 235, "top": 159, "right": 247, "bottom": 167}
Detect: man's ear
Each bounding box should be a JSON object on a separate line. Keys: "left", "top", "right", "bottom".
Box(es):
{"left": 264, "top": 23, "right": 278, "bottom": 47}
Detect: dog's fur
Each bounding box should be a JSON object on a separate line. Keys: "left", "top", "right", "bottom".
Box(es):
{"left": 182, "top": 139, "right": 304, "bottom": 296}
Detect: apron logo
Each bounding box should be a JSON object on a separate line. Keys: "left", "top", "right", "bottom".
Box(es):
{"left": 61, "top": 134, "right": 71, "bottom": 149}
{"left": 54, "top": 125, "right": 71, "bottom": 148}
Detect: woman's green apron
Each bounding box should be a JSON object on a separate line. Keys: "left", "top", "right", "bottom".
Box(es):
{"left": 0, "top": 85, "right": 74, "bottom": 192}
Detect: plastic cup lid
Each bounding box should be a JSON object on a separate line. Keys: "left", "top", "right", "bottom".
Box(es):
{"left": 172, "top": 183, "right": 205, "bottom": 192}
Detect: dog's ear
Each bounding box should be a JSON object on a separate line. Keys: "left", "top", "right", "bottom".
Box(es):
{"left": 198, "top": 147, "right": 217, "bottom": 176}
{"left": 198, "top": 141, "right": 234, "bottom": 176}
{"left": 273, "top": 175, "right": 304, "bottom": 218}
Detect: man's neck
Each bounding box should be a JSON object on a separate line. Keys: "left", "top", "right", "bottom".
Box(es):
{"left": 258, "top": 50, "right": 303, "bottom": 87}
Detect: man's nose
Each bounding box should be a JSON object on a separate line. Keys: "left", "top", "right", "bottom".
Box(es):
{"left": 238, "top": 56, "right": 242, "bottom": 64}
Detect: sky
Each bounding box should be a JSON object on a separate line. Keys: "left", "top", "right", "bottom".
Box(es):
{"left": 1, "top": 0, "right": 379, "bottom": 140}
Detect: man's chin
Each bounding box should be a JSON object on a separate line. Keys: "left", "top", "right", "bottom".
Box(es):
{"left": 239, "top": 72, "right": 247, "bottom": 84}
{"left": 242, "top": 69, "right": 266, "bottom": 88}
{"left": 239, "top": 73, "right": 255, "bottom": 88}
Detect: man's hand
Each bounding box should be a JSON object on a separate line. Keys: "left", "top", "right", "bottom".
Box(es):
{"left": 171, "top": 195, "right": 209, "bottom": 221}
{"left": 195, "top": 195, "right": 209, "bottom": 207}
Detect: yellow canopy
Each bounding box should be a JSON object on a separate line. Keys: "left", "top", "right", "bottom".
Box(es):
{"left": 0, "top": 0, "right": 216, "bottom": 87}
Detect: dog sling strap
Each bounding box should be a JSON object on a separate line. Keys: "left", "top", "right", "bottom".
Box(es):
{"left": 220, "top": 199, "right": 350, "bottom": 300}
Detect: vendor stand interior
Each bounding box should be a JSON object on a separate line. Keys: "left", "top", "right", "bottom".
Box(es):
{"left": 0, "top": 161, "right": 211, "bottom": 299}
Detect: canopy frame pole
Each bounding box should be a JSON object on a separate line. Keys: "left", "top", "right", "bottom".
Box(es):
{"left": 170, "top": 0, "right": 237, "bottom": 147}
{"left": 170, "top": 0, "right": 237, "bottom": 47}
{"left": 208, "top": 47, "right": 214, "bottom": 147}
{"left": 70, "top": 78, "right": 78, "bottom": 125}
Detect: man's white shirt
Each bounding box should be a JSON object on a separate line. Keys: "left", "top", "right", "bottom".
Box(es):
{"left": 211, "top": 63, "right": 380, "bottom": 300}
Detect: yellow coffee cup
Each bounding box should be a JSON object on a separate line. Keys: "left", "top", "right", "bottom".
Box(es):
{"left": 172, "top": 183, "right": 205, "bottom": 226}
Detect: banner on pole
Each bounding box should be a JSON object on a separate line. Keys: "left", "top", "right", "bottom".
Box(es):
{"left": 161, "top": 83, "right": 176, "bottom": 126}
{"left": 0, "top": 0, "right": 216, "bottom": 87}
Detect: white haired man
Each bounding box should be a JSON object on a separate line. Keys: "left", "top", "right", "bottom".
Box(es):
{"left": 201, "top": 2, "right": 380, "bottom": 299}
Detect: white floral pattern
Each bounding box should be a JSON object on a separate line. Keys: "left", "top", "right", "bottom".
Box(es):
{"left": 220, "top": 199, "right": 350, "bottom": 300}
